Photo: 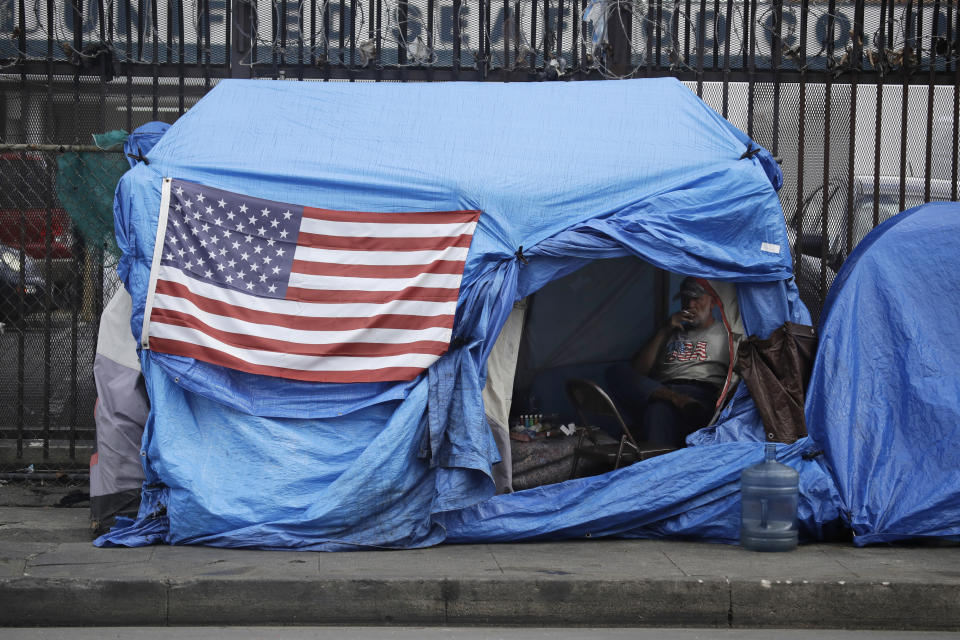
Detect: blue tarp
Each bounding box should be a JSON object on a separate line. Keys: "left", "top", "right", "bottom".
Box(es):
{"left": 806, "top": 202, "right": 960, "bottom": 546}
{"left": 98, "top": 78, "right": 843, "bottom": 550}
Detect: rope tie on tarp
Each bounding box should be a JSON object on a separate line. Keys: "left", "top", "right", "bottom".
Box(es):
{"left": 515, "top": 245, "right": 529, "bottom": 265}
{"left": 126, "top": 145, "right": 150, "bottom": 165}
{"left": 740, "top": 144, "right": 762, "bottom": 160}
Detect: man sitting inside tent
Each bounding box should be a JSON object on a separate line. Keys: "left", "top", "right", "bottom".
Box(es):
{"left": 606, "top": 277, "right": 729, "bottom": 448}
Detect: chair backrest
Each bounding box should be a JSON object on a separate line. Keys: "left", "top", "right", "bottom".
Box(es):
{"left": 564, "top": 378, "right": 639, "bottom": 449}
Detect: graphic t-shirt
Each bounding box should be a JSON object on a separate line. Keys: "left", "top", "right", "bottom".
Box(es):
{"left": 656, "top": 321, "right": 730, "bottom": 388}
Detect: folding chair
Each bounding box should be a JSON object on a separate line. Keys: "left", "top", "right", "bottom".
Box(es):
{"left": 565, "top": 378, "right": 675, "bottom": 480}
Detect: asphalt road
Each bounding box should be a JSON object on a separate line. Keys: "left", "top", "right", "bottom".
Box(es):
{"left": 1, "top": 628, "right": 958, "bottom": 640}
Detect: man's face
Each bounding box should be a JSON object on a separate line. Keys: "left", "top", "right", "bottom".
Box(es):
{"left": 680, "top": 294, "right": 713, "bottom": 328}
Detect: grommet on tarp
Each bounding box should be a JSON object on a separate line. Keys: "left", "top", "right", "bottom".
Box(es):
{"left": 515, "top": 245, "right": 529, "bottom": 265}
{"left": 126, "top": 144, "right": 150, "bottom": 165}
{"left": 740, "top": 144, "right": 762, "bottom": 160}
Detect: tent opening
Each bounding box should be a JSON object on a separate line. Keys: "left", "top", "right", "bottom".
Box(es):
{"left": 482, "top": 256, "right": 744, "bottom": 493}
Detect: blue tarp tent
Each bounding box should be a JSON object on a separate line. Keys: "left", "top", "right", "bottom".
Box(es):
{"left": 99, "top": 78, "right": 844, "bottom": 550}
{"left": 806, "top": 202, "right": 960, "bottom": 546}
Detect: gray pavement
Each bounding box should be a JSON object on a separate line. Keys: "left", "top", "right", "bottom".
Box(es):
{"left": 2, "top": 505, "right": 960, "bottom": 631}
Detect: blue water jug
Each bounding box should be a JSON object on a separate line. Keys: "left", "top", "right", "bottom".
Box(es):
{"left": 740, "top": 443, "right": 799, "bottom": 551}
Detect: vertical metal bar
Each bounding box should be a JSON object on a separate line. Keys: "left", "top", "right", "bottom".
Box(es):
{"left": 311, "top": 0, "right": 317, "bottom": 66}
{"left": 684, "top": 0, "right": 692, "bottom": 65}
{"left": 898, "top": 0, "right": 914, "bottom": 212}
{"left": 46, "top": 0, "right": 53, "bottom": 139}
{"left": 654, "top": 0, "right": 662, "bottom": 68}
{"left": 953, "top": 2, "right": 960, "bottom": 200}
{"left": 298, "top": 0, "right": 305, "bottom": 78}
{"left": 923, "top": 0, "right": 942, "bottom": 202}
{"left": 178, "top": 0, "right": 185, "bottom": 113}
{"left": 845, "top": 0, "right": 864, "bottom": 257}
{"left": 204, "top": 0, "right": 211, "bottom": 86}
{"left": 539, "top": 0, "right": 548, "bottom": 71}
{"left": 391, "top": 0, "right": 399, "bottom": 64}
{"left": 720, "top": 0, "right": 732, "bottom": 116}
{"left": 350, "top": 0, "right": 356, "bottom": 67}
{"left": 574, "top": 0, "right": 581, "bottom": 70}
{"left": 226, "top": 0, "right": 232, "bottom": 69}
{"left": 695, "top": 0, "right": 706, "bottom": 95}
{"left": 504, "top": 0, "right": 511, "bottom": 68}
{"left": 771, "top": 0, "right": 782, "bottom": 157}
{"left": 746, "top": 0, "right": 756, "bottom": 138}
{"left": 281, "top": 0, "right": 288, "bottom": 66}
{"left": 427, "top": 0, "right": 435, "bottom": 65}
{"left": 556, "top": 0, "right": 563, "bottom": 64}
{"left": 324, "top": 0, "right": 331, "bottom": 68}
{"left": 152, "top": 0, "right": 159, "bottom": 119}
{"left": 670, "top": 0, "right": 679, "bottom": 69}
{"left": 166, "top": 0, "right": 173, "bottom": 63}
{"left": 711, "top": 0, "right": 719, "bottom": 69}
{"left": 793, "top": 0, "right": 808, "bottom": 274}
{"left": 819, "top": 0, "right": 836, "bottom": 303}
{"left": 646, "top": 0, "right": 655, "bottom": 76}
{"left": 485, "top": 0, "right": 492, "bottom": 69}
{"left": 453, "top": 0, "right": 461, "bottom": 69}
{"left": 125, "top": 0, "right": 133, "bottom": 132}
{"left": 137, "top": 0, "right": 145, "bottom": 59}
{"left": 42, "top": 163, "right": 52, "bottom": 461}
{"left": 873, "top": 0, "right": 889, "bottom": 227}
{"left": 16, "top": 198, "right": 25, "bottom": 458}
{"left": 740, "top": 0, "right": 747, "bottom": 68}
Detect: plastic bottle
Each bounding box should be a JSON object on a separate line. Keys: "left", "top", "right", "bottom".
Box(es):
{"left": 740, "top": 443, "right": 799, "bottom": 552}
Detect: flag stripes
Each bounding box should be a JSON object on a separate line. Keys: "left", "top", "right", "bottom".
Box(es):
{"left": 143, "top": 178, "right": 479, "bottom": 383}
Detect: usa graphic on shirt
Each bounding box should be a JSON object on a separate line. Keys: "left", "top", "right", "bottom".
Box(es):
{"left": 664, "top": 339, "right": 709, "bottom": 363}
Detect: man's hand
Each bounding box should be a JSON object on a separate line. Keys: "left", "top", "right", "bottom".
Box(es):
{"left": 668, "top": 309, "right": 694, "bottom": 329}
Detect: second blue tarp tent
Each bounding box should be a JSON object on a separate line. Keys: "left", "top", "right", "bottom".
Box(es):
{"left": 99, "top": 77, "right": 844, "bottom": 550}
{"left": 806, "top": 201, "right": 960, "bottom": 546}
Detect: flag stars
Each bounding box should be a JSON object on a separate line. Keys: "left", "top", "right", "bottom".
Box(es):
{"left": 205, "top": 206, "right": 214, "bottom": 215}
{"left": 175, "top": 186, "right": 184, "bottom": 196}
{"left": 263, "top": 256, "right": 272, "bottom": 265}
{"left": 205, "top": 269, "right": 213, "bottom": 278}
{"left": 248, "top": 215, "right": 257, "bottom": 225}
{"left": 257, "top": 227, "right": 267, "bottom": 236}
{"left": 253, "top": 245, "right": 263, "bottom": 254}
{"left": 261, "top": 207, "right": 270, "bottom": 217}
{"left": 245, "top": 235, "right": 254, "bottom": 243}
{"left": 270, "top": 219, "right": 280, "bottom": 228}
{"left": 279, "top": 230, "right": 289, "bottom": 239}
{"left": 231, "top": 241, "right": 240, "bottom": 250}
{"left": 227, "top": 211, "right": 235, "bottom": 220}
{"left": 195, "top": 193, "right": 205, "bottom": 203}
{"left": 240, "top": 252, "right": 250, "bottom": 261}
{"left": 218, "top": 198, "right": 226, "bottom": 208}
{"left": 246, "top": 282, "right": 255, "bottom": 290}
{"left": 268, "top": 284, "right": 277, "bottom": 293}
{"left": 201, "top": 223, "right": 210, "bottom": 233}
{"left": 276, "top": 248, "right": 285, "bottom": 257}
{"left": 239, "top": 204, "right": 248, "bottom": 214}
{"left": 282, "top": 210, "right": 292, "bottom": 220}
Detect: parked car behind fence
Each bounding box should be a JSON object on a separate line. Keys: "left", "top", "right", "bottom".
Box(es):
{"left": 0, "top": 152, "right": 80, "bottom": 326}
{"left": 790, "top": 176, "right": 958, "bottom": 321}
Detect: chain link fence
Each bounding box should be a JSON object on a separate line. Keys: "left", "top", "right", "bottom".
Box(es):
{"left": 0, "top": 0, "right": 958, "bottom": 474}
{"left": 0, "top": 145, "right": 125, "bottom": 474}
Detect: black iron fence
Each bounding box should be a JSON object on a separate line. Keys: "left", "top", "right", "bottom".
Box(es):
{"left": 0, "top": 0, "right": 958, "bottom": 469}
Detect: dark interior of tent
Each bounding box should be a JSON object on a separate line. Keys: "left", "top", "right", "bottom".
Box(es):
{"left": 498, "top": 256, "right": 731, "bottom": 491}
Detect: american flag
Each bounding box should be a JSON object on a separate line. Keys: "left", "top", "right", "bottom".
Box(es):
{"left": 141, "top": 178, "right": 480, "bottom": 383}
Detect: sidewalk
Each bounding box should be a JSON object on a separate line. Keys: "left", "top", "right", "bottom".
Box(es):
{"left": 2, "top": 505, "right": 960, "bottom": 630}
